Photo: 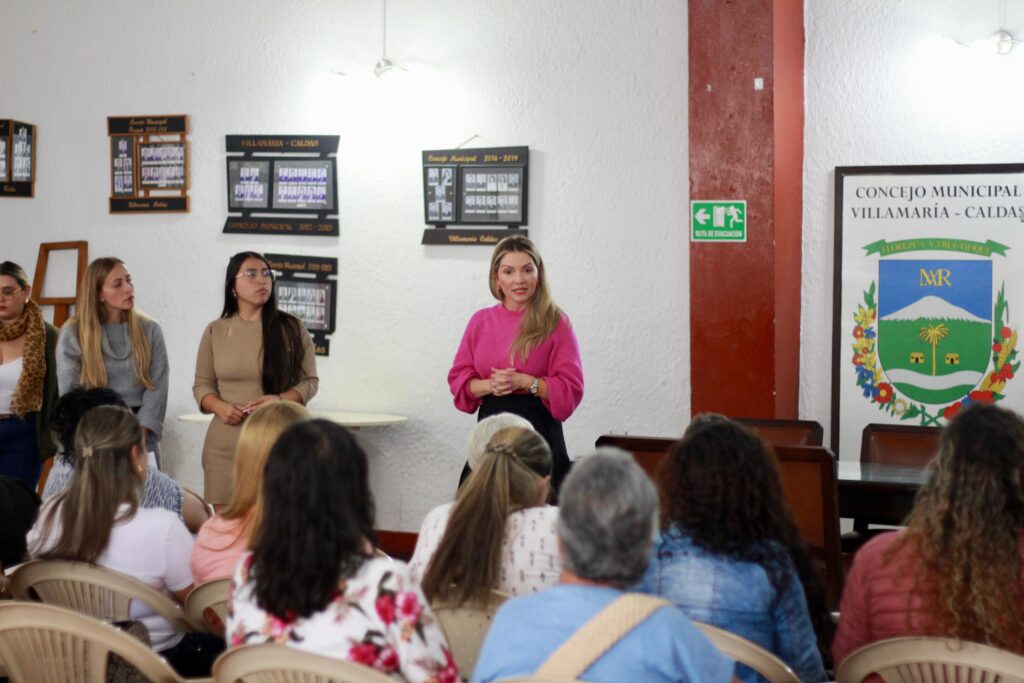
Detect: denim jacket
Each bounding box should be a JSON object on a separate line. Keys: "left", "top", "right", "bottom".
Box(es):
{"left": 634, "top": 526, "right": 825, "bottom": 683}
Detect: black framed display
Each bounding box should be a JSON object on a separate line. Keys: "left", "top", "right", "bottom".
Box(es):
{"left": 224, "top": 135, "right": 339, "bottom": 237}
{"left": 264, "top": 253, "right": 338, "bottom": 355}
{"left": 421, "top": 145, "right": 529, "bottom": 245}
{"left": 0, "top": 120, "right": 36, "bottom": 198}
{"left": 107, "top": 115, "right": 190, "bottom": 213}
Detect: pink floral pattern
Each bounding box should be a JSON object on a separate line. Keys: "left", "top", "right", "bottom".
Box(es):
{"left": 229, "top": 554, "right": 458, "bottom": 683}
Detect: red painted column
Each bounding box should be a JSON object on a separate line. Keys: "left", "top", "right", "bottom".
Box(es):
{"left": 688, "top": 0, "right": 804, "bottom": 417}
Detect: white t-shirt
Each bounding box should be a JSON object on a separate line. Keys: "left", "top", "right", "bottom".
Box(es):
{"left": 409, "top": 503, "right": 561, "bottom": 596}
{"left": 27, "top": 502, "right": 194, "bottom": 651}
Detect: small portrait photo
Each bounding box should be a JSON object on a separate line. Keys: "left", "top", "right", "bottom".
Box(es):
{"left": 508, "top": 173, "right": 520, "bottom": 190}
{"left": 428, "top": 167, "right": 439, "bottom": 183}
{"left": 487, "top": 174, "right": 497, "bottom": 191}
{"left": 441, "top": 167, "right": 453, "bottom": 185}
{"left": 466, "top": 195, "right": 476, "bottom": 209}
{"left": 441, "top": 202, "right": 453, "bottom": 220}
{"left": 498, "top": 174, "right": 508, "bottom": 191}
{"left": 428, "top": 202, "right": 440, "bottom": 221}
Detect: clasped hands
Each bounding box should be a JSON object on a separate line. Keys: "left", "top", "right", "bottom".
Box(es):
{"left": 215, "top": 394, "right": 282, "bottom": 425}
{"left": 489, "top": 367, "right": 532, "bottom": 397}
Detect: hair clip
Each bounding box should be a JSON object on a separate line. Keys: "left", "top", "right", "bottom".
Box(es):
{"left": 81, "top": 446, "right": 94, "bottom": 458}
{"left": 489, "top": 443, "right": 517, "bottom": 458}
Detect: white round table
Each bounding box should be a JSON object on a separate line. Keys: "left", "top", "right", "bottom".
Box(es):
{"left": 178, "top": 411, "right": 407, "bottom": 429}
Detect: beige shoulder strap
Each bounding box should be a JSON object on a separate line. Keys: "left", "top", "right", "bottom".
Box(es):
{"left": 536, "top": 593, "right": 671, "bottom": 680}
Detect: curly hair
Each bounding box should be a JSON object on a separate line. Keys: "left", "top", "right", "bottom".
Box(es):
{"left": 659, "top": 414, "right": 833, "bottom": 654}
{"left": 892, "top": 403, "right": 1024, "bottom": 651}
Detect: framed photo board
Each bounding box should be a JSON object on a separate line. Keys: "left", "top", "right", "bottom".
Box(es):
{"left": 421, "top": 145, "right": 529, "bottom": 245}
{"left": 107, "top": 115, "right": 190, "bottom": 213}
{"left": 0, "top": 120, "right": 36, "bottom": 198}
{"left": 265, "top": 253, "right": 338, "bottom": 355}
{"left": 224, "top": 135, "right": 339, "bottom": 237}
{"left": 831, "top": 163, "right": 1024, "bottom": 460}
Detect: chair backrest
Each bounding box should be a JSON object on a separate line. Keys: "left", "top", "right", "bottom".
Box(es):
{"left": 693, "top": 621, "right": 801, "bottom": 683}
{"left": 773, "top": 445, "right": 843, "bottom": 609}
{"left": 861, "top": 424, "right": 941, "bottom": 467}
{"left": 212, "top": 643, "right": 396, "bottom": 683}
{"left": 431, "top": 590, "right": 510, "bottom": 676}
{"left": 735, "top": 418, "right": 824, "bottom": 447}
{"left": 9, "top": 559, "right": 195, "bottom": 633}
{"left": 185, "top": 577, "right": 231, "bottom": 635}
{"left": 593, "top": 435, "right": 675, "bottom": 481}
{"left": 0, "top": 601, "right": 186, "bottom": 683}
{"left": 373, "top": 530, "right": 418, "bottom": 562}
{"left": 836, "top": 636, "right": 1024, "bottom": 683}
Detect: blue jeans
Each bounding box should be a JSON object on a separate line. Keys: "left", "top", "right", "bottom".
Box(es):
{"left": 0, "top": 416, "right": 42, "bottom": 488}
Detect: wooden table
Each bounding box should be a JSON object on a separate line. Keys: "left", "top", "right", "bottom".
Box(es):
{"left": 837, "top": 460, "right": 929, "bottom": 526}
{"left": 178, "top": 411, "right": 407, "bottom": 430}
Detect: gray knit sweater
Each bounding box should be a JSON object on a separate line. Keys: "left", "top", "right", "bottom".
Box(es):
{"left": 55, "top": 318, "right": 169, "bottom": 439}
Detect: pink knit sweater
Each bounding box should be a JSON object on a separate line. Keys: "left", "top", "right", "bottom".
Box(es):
{"left": 448, "top": 304, "right": 583, "bottom": 422}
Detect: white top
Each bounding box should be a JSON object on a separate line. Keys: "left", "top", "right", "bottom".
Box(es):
{"left": 27, "top": 502, "right": 194, "bottom": 651}
{"left": 409, "top": 503, "right": 561, "bottom": 596}
{"left": 0, "top": 356, "right": 23, "bottom": 413}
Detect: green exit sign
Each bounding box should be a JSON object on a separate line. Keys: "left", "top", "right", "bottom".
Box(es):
{"left": 691, "top": 200, "right": 747, "bottom": 242}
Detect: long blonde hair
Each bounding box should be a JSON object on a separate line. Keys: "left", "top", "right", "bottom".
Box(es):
{"left": 488, "top": 236, "right": 564, "bottom": 361}
{"left": 422, "top": 427, "right": 552, "bottom": 605}
{"left": 67, "top": 257, "right": 154, "bottom": 389}
{"left": 222, "top": 401, "right": 311, "bottom": 540}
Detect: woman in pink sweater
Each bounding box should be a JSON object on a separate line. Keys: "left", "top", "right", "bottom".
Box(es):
{"left": 448, "top": 235, "right": 583, "bottom": 494}
{"left": 833, "top": 404, "right": 1024, "bottom": 666}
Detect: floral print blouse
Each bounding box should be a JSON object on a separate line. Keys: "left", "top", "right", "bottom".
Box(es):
{"left": 228, "top": 553, "right": 460, "bottom": 683}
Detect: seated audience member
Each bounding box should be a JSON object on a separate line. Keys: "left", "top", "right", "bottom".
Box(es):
{"left": 412, "top": 425, "right": 559, "bottom": 602}
{"left": 456, "top": 412, "right": 534, "bottom": 488}
{"left": 636, "top": 415, "right": 828, "bottom": 683}
{"left": 42, "top": 387, "right": 210, "bottom": 533}
{"left": 228, "top": 420, "right": 459, "bottom": 683}
{"left": 0, "top": 474, "right": 40, "bottom": 568}
{"left": 473, "top": 449, "right": 735, "bottom": 683}
{"left": 190, "top": 400, "right": 310, "bottom": 583}
{"left": 833, "top": 403, "right": 1024, "bottom": 665}
{"left": 28, "top": 405, "right": 223, "bottom": 677}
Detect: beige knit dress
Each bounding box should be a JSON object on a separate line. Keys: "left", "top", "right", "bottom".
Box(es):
{"left": 192, "top": 316, "right": 318, "bottom": 503}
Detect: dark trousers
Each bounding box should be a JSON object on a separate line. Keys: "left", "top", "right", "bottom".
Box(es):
{"left": 0, "top": 415, "right": 42, "bottom": 488}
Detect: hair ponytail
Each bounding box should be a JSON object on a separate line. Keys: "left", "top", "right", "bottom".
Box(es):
{"left": 422, "top": 428, "right": 552, "bottom": 605}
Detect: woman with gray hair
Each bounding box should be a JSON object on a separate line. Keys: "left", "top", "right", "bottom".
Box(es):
{"left": 473, "top": 450, "right": 735, "bottom": 683}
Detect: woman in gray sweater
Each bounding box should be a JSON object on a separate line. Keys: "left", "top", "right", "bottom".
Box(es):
{"left": 56, "top": 257, "right": 168, "bottom": 459}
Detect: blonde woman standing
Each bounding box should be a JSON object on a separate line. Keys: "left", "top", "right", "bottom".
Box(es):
{"left": 189, "top": 400, "right": 310, "bottom": 583}
{"left": 448, "top": 235, "right": 583, "bottom": 493}
{"left": 0, "top": 261, "right": 58, "bottom": 487}
{"left": 56, "top": 257, "right": 168, "bottom": 458}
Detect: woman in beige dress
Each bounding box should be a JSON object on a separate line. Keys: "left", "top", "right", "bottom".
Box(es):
{"left": 193, "top": 252, "right": 318, "bottom": 505}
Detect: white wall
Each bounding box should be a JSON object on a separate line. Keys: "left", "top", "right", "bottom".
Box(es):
{"left": 801, "top": 0, "right": 1024, "bottom": 453}
{"left": 0, "top": 0, "right": 690, "bottom": 529}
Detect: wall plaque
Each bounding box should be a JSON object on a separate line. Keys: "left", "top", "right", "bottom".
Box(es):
{"left": 107, "top": 115, "right": 190, "bottom": 213}
{"left": 421, "top": 146, "right": 529, "bottom": 245}
{"left": 0, "top": 120, "right": 36, "bottom": 198}
{"left": 224, "top": 135, "right": 339, "bottom": 237}
{"left": 264, "top": 252, "right": 338, "bottom": 356}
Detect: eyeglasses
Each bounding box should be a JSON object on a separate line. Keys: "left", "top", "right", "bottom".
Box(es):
{"left": 235, "top": 268, "right": 275, "bottom": 281}
{"left": 0, "top": 286, "right": 24, "bottom": 297}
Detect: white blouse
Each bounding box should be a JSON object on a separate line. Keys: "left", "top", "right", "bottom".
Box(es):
{"left": 409, "top": 503, "right": 561, "bottom": 596}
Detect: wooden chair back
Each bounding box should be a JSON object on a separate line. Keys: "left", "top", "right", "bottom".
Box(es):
{"left": 836, "top": 636, "right": 1024, "bottom": 683}
{"left": 735, "top": 418, "right": 824, "bottom": 447}
{"left": 373, "top": 530, "right": 418, "bottom": 562}
{"left": 0, "top": 601, "right": 188, "bottom": 683}
{"left": 593, "top": 435, "right": 675, "bottom": 481}
{"left": 432, "top": 590, "right": 510, "bottom": 676}
{"left": 860, "top": 424, "right": 940, "bottom": 467}
{"left": 773, "top": 446, "right": 843, "bottom": 609}
{"left": 213, "top": 643, "right": 395, "bottom": 683}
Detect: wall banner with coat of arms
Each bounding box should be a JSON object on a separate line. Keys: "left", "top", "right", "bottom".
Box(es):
{"left": 831, "top": 164, "right": 1024, "bottom": 459}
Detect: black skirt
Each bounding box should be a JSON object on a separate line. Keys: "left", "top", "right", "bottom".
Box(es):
{"left": 458, "top": 393, "right": 571, "bottom": 497}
